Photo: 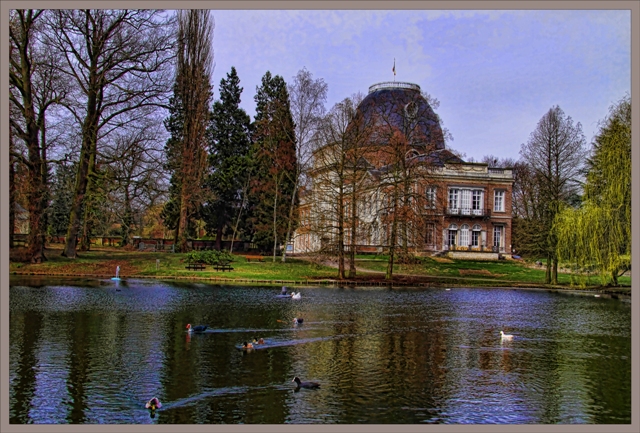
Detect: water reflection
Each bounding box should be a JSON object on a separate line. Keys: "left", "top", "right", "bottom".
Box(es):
{"left": 9, "top": 277, "right": 631, "bottom": 424}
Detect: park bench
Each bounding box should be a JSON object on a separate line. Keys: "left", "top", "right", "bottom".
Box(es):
{"left": 244, "top": 255, "right": 264, "bottom": 262}
{"left": 213, "top": 259, "right": 234, "bottom": 272}
{"left": 185, "top": 259, "right": 206, "bottom": 271}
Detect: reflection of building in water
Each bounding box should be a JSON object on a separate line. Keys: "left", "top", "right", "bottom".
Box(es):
{"left": 293, "top": 81, "right": 514, "bottom": 259}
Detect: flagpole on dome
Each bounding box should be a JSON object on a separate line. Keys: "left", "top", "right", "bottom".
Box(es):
{"left": 392, "top": 58, "right": 396, "bottom": 82}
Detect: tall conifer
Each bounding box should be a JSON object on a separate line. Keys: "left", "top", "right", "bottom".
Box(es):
{"left": 204, "top": 67, "right": 252, "bottom": 250}
{"left": 247, "top": 71, "right": 298, "bottom": 258}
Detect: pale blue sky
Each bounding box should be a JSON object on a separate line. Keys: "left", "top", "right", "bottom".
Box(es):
{"left": 207, "top": 9, "right": 630, "bottom": 162}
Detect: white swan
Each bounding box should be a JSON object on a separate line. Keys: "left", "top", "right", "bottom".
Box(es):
{"left": 291, "top": 292, "right": 301, "bottom": 299}
{"left": 500, "top": 330, "right": 514, "bottom": 340}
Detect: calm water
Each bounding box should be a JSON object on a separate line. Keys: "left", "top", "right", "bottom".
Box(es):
{"left": 9, "top": 276, "right": 631, "bottom": 424}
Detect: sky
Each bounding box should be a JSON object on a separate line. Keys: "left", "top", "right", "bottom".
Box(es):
{"left": 204, "top": 9, "right": 630, "bottom": 163}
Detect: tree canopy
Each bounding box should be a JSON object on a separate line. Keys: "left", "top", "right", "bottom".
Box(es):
{"left": 554, "top": 96, "right": 631, "bottom": 286}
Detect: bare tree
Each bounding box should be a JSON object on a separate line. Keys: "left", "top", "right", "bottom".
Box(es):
{"left": 100, "top": 118, "right": 168, "bottom": 245}
{"left": 43, "top": 9, "right": 175, "bottom": 258}
{"left": 520, "top": 105, "right": 587, "bottom": 283}
{"left": 364, "top": 87, "right": 450, "bottom": 279}
{"left": 308, "top": 93, "right": 377, "bottom": 278}
{"left": 311, "top": 97, "right": 358, "bottom": 278}
{"left": 9, "top": 9, "right": 66, "bottom": 263}
{"left": 282, "top": 68, "right": 328, "bottom": 262}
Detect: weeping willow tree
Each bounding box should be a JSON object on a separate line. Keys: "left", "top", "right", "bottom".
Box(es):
{"left": 554, "top": 95, "right": 631, "bottom": 286}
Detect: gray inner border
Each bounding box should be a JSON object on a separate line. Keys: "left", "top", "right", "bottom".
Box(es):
{"left": 1, "top": 1, "right": 638, "bottom": 433}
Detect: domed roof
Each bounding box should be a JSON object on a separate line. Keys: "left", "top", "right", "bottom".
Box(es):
{"left": 355, "top": 82, "right": 446, "bottom": 150}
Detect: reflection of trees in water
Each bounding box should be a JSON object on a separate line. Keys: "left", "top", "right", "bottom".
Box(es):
{"left": 9, "top": 311, "right": 44, "bottom": 423}
{"left": 8, "top": 285, "right": 632, "bottom": 423}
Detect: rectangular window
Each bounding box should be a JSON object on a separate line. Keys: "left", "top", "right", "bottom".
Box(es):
{"left": 425, "top": 223, "right": 435, "bottom": 245}
{"left": 494, "top": 190, "right": 505, "bottom": 212}
{"left": 472, "top": 190, "right": 483, "bottom": 215}
{"left": 448, "top": 189, "right": 459, "bottom": 213}
{"left": 461, "top": 190, "right": 471, "bottom": 215}
{"left": 426, "top": 187, "right": 436, "bottom": 209}
{"left": 493, "top": 226, "right": 503, "bottom": 249}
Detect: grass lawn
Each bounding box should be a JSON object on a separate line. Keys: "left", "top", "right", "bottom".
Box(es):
{"left": 351, "top": 255, "right": 630, "bottom": 287}
{"left": 9, "top": 246, "right": 630, "bottom": 290}
{"left": 9, "top": 246, "right": 339, "bottom": 283}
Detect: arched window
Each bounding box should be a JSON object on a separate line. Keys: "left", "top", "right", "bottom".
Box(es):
{"left": 471, "top": 224, "right": 482, "bottom": 247}
{"left": 447, "top": 224, "right": 458, "bottom": 247}
{"left": 459, "top": 224, "right": 470, "bottom": 247}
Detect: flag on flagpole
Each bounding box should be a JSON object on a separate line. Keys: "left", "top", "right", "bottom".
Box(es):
{"left": 392, "top": 59, "right": 396, "bottom": 76}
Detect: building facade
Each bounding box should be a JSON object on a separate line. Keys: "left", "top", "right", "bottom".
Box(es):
{"left": 293, "top": 81, "right": 514, "bottom": 259}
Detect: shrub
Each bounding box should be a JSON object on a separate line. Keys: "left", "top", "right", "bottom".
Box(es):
{"left": 186, "top": 249, "right": 234, "bottom": 264}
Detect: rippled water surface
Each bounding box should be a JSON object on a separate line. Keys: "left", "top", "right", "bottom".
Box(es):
{"left": 9, "top": 277, "right": 631, "bottom": 424}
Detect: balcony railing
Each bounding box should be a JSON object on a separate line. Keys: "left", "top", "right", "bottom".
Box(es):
{"left": 446, "top": 207, "right": 490, "bottom": 217}
{"left": 445, "top": 244, "right": 504, "bottom": 253}
{"left": 368, "top": 82, "right": 421, "bottom": 93}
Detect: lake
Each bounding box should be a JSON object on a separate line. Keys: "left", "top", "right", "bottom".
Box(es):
{"left": 8, "top": 276, "right": 631, "bottom": 424}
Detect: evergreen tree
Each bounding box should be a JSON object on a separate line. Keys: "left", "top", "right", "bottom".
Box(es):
{"left": 203, "top": 67, "right": 252, "bottom": 250}
{"left": 247, "top": 71, "right": 298, "bottom": 258}
{"left": 47, "top": 159, "right": 78, "bottom": 237}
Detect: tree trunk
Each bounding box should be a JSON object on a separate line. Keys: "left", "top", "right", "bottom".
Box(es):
{"left": 40, "top": 122, "right": 49, "bottom": 250}
{"left": 281, "top": 175, "right": 299, "bottom": 263}
{"left": 230, "top": 179, "right": 250, "bottom": 253}
{"left": 26, "top": 157, "right": 47, "bottom": 263}
{"left": 121, "top": 190, "right": 133, "bottom": 247}
{"left": 386, "top": 191, "right": 399, "bottom": 280}
{"left": 9, "top": 139, "right": 16, "bottom": 249}
{"left": 62, "top": 93, "right": 99, "bottom": 258}
{"left": 79, "top": 157, "right": 97, "bottom": 252}
{"left": 216, "top": 222, "right": 223, "bottom": 251}
{"left": 348, "top": 188, "right": 357, "bottom": 278}
{"left": 177, "top": 188, "right": 190, "bottom": 252}
{"left": 545, "top": 253, "right": 551, "bottom": 284}
{"left": 337, "top": 188, "right": 345, "bottom": 280}
{"left": 272, "top": 183, "right": 279, "bottom": 262}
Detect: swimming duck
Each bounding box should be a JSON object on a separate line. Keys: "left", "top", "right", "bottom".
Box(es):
{"left": 145, "top": 397, "right": 162, "bottom": 410}
{"left": 291, "top": 292, "right": 301, "bottom": 299}
{"left": 500, "top": 330, "right": 514, "bottom": 340}
{"left": 252, "top": 338, "right": 265, "bottom": 345}
{"left": 186, "top": 324, "right": 208, "bottom": 333}
{"left": 292, "top": 376, "right": 320, "bottom": 389}
{"left": 293, "top": 317, "right": 304, "bottom": 325}
{"left": 242, "top": 341, "right": 254, "bottom": 349}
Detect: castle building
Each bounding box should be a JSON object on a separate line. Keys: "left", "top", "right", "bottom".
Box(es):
{"left": 293, "top": 81, "right": 514, "bottom": 259}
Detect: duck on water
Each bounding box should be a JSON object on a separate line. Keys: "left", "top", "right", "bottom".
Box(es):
{"left": 292, "top": 377, "right": 320, "bottom": 389}
{"left": 186, "top": 324, "right": 209, "bottom": 333}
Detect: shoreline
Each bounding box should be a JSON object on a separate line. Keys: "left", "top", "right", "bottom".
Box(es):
{"left": 9, "top": 270, "right": 631, "bottom": 299}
